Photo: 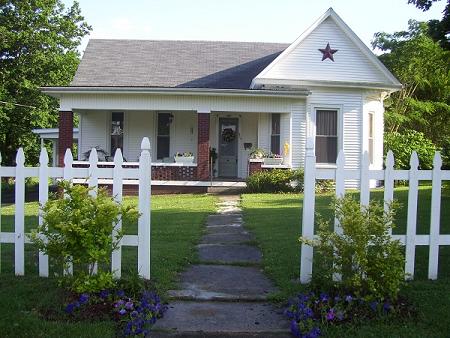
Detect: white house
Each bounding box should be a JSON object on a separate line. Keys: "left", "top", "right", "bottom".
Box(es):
{"left": 41, "top": 8, "right": 401, "bottom": 184}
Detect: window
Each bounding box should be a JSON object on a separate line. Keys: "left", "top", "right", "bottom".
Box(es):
{"left": 270, "top": 113, "right": 281, "bottom": 155}
{"left": 315, "top": 109, "right": 338, "bottom": 164}
{"left": 157, "top": 113, "right": 171, "bottom": 160}
{"left": 111, "top": 112, "right": 124, "bottom": 156}
{"left": 368, "top": 112, "right": 374, "bottom": 164}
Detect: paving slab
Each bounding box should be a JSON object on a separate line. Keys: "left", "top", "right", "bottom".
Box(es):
{"left": 207, "top": 214, "right": 243, "bottom": 226}
{"left": 206, "top": 225, "right": 246, "bottom": 235}
{"left": 152, "top": 301, "right": 289, "bottom": 334}
{"left": 168, "top": 265, "right": 277, "bottom": 301}
{"left": 201, "top": 232, "right": 253, "bottom": 244}
{"left": 197, "top": 244, "right": 261, "bottom": 263}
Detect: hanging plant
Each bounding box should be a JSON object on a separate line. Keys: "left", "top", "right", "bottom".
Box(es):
{"left": 222, "top": 128, "right": 236, "bottom": 143}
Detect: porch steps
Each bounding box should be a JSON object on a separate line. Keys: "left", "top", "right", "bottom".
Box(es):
{"left": 152, "top": 195, "right": 289, "bottom": 337}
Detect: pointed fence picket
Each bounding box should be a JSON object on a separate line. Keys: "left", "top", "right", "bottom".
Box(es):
{"left": 300, "top": 137, "right": 450, "bottom": 284}
{"left": 0, "top": 138, "right": 152, "bottom": 280}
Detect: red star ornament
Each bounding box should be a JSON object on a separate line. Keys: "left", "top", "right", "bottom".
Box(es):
{"left": 319, "top": 43, "right": 338, "bottom": 62}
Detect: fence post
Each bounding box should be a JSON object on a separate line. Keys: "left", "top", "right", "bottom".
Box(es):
{"left": 138, "top": 137, "right": 151, "bottom": 280}
{"left": 428, "top": 152, "right": 442, "bottom": 280}
{"left": 112, "top": 149, "right": 124, "bottom": 278}
{"left": 384, "top": 151, "right": 395, "bottom": 236}
{"left": 38, "top": 148, "right": 49, "bottom": 277}
{"left": 63, "top": 149, "right": 74, "bottom": 276}
{"left": 88, "top": 148, "right": 99, "bottom": 275}
{"left": 405, "top": 151, "right": 419, "bottom": 280}
{"left": 333, "top": 150, "right": 346, "bottom": 281}
{"left": 300, "top": 137, "right": 316, "bottom": 283}
{"left": 15, "top": 148, "right": 25, "bottom": 276}
{"left": 360, "top": 151, "right": 370, "bottom": 207}
{"left": 0, "top": 152, "right": 2, "bottom": 273}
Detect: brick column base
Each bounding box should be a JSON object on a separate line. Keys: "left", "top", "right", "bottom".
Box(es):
{"left": 58, "top": 111, "right": 74, "bottom": 166}
{"left": 197, "top": 113, "right": 210, "bottom": 180}
{"left": 249, "top": 161, "right": 263, "bottom": 175}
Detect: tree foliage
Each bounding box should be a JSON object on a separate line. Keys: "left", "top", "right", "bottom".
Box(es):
{"left": 373, "top": 21, "right": 450, "bottom": 161}
{"left": 0, "top": 0, "right": 91, "bottom": 165}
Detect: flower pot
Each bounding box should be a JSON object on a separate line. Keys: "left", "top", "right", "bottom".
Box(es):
{"left": 263, "top": 157, "right": 283, "bottom": 165}
{"left": 174, "top": 156, "right": 194, "bottom": 164}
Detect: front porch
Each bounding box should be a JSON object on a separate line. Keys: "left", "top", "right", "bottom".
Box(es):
{"left": 59, "top": 108, "right": 293, "bottom": 181}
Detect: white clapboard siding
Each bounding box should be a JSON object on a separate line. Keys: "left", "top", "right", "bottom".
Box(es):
{"left": 0, "top": 138, "right": 152, "bottom": 280}
{"left": 258, "top": 17, "right": 390, "bottom": 84}
{"left": 300, "top": 137, "right": 449, "bottom": 283}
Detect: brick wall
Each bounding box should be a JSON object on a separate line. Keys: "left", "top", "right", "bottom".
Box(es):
{"left": 58, "top": 111, "right": 74, "bottom": 166}
{"left": 248, "top": 161, "right": 263, "bottom": 175}
{"left": 197, "top": 113, "right": 210, "bottom": 180}
{"left": 152, "top": 165, "right": 197, "bottom": 180}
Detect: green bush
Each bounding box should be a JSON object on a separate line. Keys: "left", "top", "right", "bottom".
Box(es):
{"left": 246, "top": 169, "right": 304, "bottom": 193}
{"left": 384, "top": 130, "right": 437, "bottom": 169}
{"left": 30, "top": 181, "right": 138, "bottom": 292}
{"left": 299, "top": 196, "right": 405, "bottom": 301}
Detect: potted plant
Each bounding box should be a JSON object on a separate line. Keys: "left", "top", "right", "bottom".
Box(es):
{"left": 263, "top": 153, "right": 283, "bottom": 165}
{"left": 174, "top": 152, "right": 194, "bottom": 164}
{"left": 249, "top": 148, "right": 267, "bottom": 160}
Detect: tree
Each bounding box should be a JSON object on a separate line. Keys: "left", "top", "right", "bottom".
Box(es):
{"left": 408, "top": 0, "right": 450, "bottom": 49}
{"left": 0, "top": 0, "right": 91, "bottom": 165}
{"left": 372, "top": 21, "right": 450, "bottom": 154}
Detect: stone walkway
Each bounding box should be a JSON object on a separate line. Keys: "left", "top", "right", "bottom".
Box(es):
{"left": 152, "top": 195, "right": 289, "bottom": 337}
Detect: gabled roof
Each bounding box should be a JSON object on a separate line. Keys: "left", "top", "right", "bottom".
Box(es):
{"left": 252, "top": 8, "right": 402, "bottom": 90}
{"left": 71, "top": 40, "right": 288, "bottom": 89}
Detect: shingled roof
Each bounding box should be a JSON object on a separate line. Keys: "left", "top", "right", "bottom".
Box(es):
{"left": 70, "top": 39, "right": 289, "bottom": 89}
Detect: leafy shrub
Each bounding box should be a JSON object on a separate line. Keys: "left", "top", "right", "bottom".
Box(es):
{"left": 300, "top": 196, "right": 405, "bottom": 301}
{"left": 384, "top": 130, "right": 437, "bottom": 169}
{"left": 246, "top": 169, "right": 304, "bottom": 193}
{"left": 30, "top": 181, "right": 138, "bottom": 292}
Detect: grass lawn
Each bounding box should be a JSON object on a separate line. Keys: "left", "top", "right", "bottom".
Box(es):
{"left": 242, "top": 186, "right": 450, "bottom": 337}
{"left": 0, "top": 194, "right": 216, "bottom": 337}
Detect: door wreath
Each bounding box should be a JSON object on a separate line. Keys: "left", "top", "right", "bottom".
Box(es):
{"left": 222, "top": 128, "right": 236, "bottom": 143}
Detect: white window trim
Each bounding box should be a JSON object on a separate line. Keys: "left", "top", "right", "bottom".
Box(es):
{"left": 368, "top": 111, "right": 375, "bottom": 165}
{"left": 311, "top": 104, "right": 343, "bottom": 166}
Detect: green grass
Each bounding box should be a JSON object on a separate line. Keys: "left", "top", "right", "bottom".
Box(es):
{"left": 242, "top": 186, "right": 450, "bottom": 337}
{"left": 0, "top": 194, "right": 216, "bottom": 337}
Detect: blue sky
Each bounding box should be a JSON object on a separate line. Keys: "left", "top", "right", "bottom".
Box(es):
{"left": 63, "top": 0, "right": 447, "bottom": 54}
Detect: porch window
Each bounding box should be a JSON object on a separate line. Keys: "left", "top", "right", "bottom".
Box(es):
{"left": 271, "top": 113, "right": 281, "bottom": 154}
{"left": 368, "top": 112, "right": 374, "bottom": 164}
{"left": 111, "top": 112, "right": 124, "bottom": 156}
{"left": 315, "top": 109, "right": 338, "bottom": 164}
{"left": 157, "top": 113, "right": 171, "bottom": 160}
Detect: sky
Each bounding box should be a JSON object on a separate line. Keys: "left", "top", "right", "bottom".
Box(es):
{"left": 62, "top": 0, "right": 447, "bottom": 54}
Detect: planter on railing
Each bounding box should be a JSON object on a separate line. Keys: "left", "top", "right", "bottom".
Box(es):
{"left": 263, "top": 157, "right": 283, "bottom": 165}
{"left": 174, "top": 156, "right": 195, "bottom": 164}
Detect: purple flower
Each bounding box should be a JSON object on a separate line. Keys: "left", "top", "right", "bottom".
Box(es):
{"left": 308, "top": 327, "right": 321, "bottom": 338}
{"left": 290, "top": 320, "right": 301, "bottom": 337}
{"left": 79, "top": 293, "right": 89, "bottom": 304}
{"left": 99, "top": 290, "right": 109, "bottom": 299}
{"left": 117, "top": 289, "right": 126, "bottom": 298}
{"left": 114, "top": 299, "right": 125, "bottom": 308}
{"left": 319, "top": 292, "right": 329, "bottom": 302}
{"left": 119, "top": 308, "right": 127, "bottom": 315}
{"left": 370, "top": 301, "right": 378, "bottom": 312}
{"left": 345, "top": 295, "right": 353, "bottom": 303}
{"left": 125, "top": 301, "right": 134, "bottom": 310}
{"left": 326, "top": 308, "right": 335, "bottom": 321}
{"left": 65, "top": 303, "right": 75, "bottom": 314}
{"left": 383, "top": 302, "right": 391, "bottom": 312}
{"left": 130, "top": 310, "right": 139, "bottom": 318}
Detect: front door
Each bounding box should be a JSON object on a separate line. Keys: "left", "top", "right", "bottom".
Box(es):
{"left": 218, "top": 118, "right": 238, "bottom": 178}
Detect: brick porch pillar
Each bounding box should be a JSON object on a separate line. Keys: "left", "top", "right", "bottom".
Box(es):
{"left": 197, "top": 112, "right": 210, "bottom": 180}
{"left": 58, "top": 111, "right": 73, "bottom": 166}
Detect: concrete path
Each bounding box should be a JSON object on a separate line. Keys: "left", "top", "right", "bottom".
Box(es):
{"left": 152, "top": 195, "right": 289, "bottom": 337}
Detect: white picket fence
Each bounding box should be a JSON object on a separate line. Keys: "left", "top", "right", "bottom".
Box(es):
{"left": 0, "top": 138, "right": 152, "bottom": 279}
{"left": 300, "top": 137, "right": 450, "bottom": 283}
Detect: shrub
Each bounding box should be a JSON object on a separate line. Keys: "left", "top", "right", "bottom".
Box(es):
{"left": 246, "top": 169, "right": 304, "bottom": 193}
{"left": 30, "top": 181, "right": 138, "bottom": 292}
{"left": 384, "top": 130, "right": 437, "bottom": 169}
{"left": 299, "top": 196, "right": 405, "bottom": 301}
